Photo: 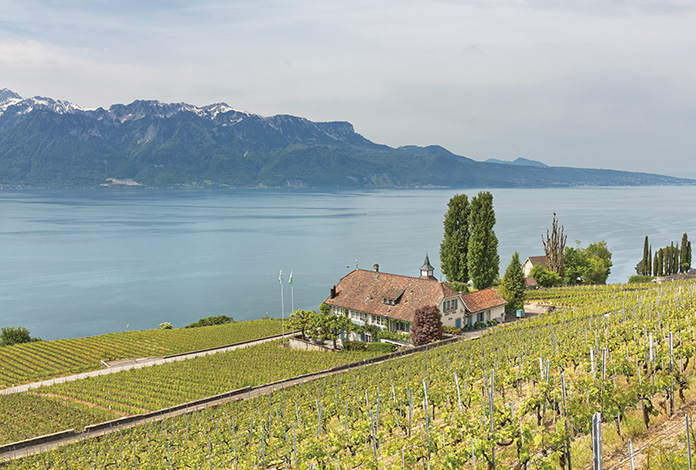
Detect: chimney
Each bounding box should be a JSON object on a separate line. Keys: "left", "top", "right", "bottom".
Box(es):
{"left": 330, "top": 285, "right": 337, "bottom": 299}
{"left": 373, "top": 263, "right": 379, "bottom": 272}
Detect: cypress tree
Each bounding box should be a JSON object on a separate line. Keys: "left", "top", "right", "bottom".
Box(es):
{"left": 658, "top": 249, "right": 664, "bottom": 276}
{"left": 501, "top": 252, "right": 526, "bottom": 311}
{"left": 681, "top": 233, "right": 690, "bottom": 273}
{"left": 688, "top": 241, "right": 692, "bottom": 271}
{"left": 648, "top": 245, "right": 652, "bottom": 275}
{"left": 642, "top": 236, "right": 650, "bottom": 275}
{"left": 653, "top": 251, "right": 659, "bottom": 277}
{"left": 467, "top": 191, "right": 499, "bottom": 290}
{"left": 439, "top": 194, "right": 470, "bottom": 283}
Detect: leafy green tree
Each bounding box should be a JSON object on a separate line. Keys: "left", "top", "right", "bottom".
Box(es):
{"left": 410, "top": 305, "right": 443, "bottom": 346}
{"left": 439, "top": 194, "right": 470, "bottom": 283}
{"left": 563, "top": 241, "right": 613, "bottom": 285}
{"left": 584, "top": 241, "right": 613, "bottom": 284}
{"left": 159, "top": 322, "right": 173, "bottom": 330}
{"left": 563, "top": 246, "right": 589, "bottom": 286}
{"left": 312, "top": 312, "right": 352, "bottom": 349}
{"left": 287, "top": 309, "right": 315, "bottom": 340}
{"left": 681, "top": 233, "right": 690, "bottom": 273}
{"left": 500, "top": 252, "right": 526, "bottom": 311}
{"left": 1, "top": 326, "right": 37, "bottom": 346}
{"left": 530, "top": 264, "right": 561, "bottom": 288}
{"left": 467, "top": 191, "right": 499, "bottom": 290}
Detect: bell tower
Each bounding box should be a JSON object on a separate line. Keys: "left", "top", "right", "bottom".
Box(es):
{"left": 419, "top": 254, "right": 435, "bottom": 278}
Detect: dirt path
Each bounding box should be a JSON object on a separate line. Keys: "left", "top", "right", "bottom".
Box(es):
{"left": 29, "top": 391, "right": 133, "bottom": 417}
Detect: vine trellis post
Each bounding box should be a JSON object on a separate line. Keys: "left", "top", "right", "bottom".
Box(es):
{"left": 592, "top": 412, "right": 602, "bottom": 470}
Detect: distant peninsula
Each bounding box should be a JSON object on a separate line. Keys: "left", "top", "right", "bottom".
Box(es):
{"left": 1, "top": 88, "right": 693, "bottom": 189}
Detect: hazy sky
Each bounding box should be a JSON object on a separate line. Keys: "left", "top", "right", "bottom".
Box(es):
{"left": 2, "top": 0, "right": 695, "bottom": 177}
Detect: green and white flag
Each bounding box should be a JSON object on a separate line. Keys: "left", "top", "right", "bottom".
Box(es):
{"left": 278, "top": 269, "right": 282, "bottom": 284}
{"left": 289, "top": 271, "right": 293, "bottom": 286}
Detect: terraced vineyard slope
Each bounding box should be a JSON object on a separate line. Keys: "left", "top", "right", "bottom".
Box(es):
{"left": 0, "top": 319, "right": 283, "bottom": 388}
{"left": 4, "top": 281, "right": 696, "bottom": 468}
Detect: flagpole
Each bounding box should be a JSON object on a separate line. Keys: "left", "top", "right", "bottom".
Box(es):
{"left": 290, "top": 270, "right": 294, "bottom": 314}
{"left": 280, "top": 269, "right": 285, "bottom": 343}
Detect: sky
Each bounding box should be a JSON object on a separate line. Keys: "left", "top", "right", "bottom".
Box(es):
{"left": 1, "top": 0, "right": 696, "bottom": 178}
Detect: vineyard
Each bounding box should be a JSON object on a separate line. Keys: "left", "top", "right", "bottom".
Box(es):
{"left": 0, "top": 319, "right": 284, "bottom": 388}
{"left": 0, "top": 341, "right": 382, "bottom": 447}
{"left": 2, "top": 280, "right": 696, "bottom": 468}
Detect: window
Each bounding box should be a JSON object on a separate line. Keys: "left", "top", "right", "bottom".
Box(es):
{"left": 443, "top": 298, "right": 459, "bottom": 313}
{"left": 467, "top": 315, "right": 473, "bottom": 326}
{"left": 486, "top": 310, "right": 491, "bottom": 322}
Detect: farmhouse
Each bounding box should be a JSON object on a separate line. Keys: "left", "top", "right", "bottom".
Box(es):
{"left": 522, "top": 255, "right": 547, "bottom": 289}
{"left": 324, "top": 256, "right": 507, "bottom": 342}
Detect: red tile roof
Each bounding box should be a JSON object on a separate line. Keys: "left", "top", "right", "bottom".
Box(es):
{"left": 324, "top": 269, "right": 460, "bottom": 323}
{"left": 461, "top": 287, "right": 507, "bottom": 314}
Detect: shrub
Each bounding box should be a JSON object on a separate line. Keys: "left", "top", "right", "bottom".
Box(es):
{"left": 442, "top": 325, "right": 462, "bottom": 335}
{"left": 410, "top": 305, "right": 443, "bottom": 346}
{"left": 1, "top": 326, "right": 39, "bottom": 346}
{"left": 159, "top": 322, "right": 173, "bottom": 330}
{"left": 376, "top": 330, "right": 411, "bottom": 342}
{"left": 628, "top": 275, "right": 655, "bottom": 284}
{"left": 342, "top": 340, "right": 367, "bottom": 351}
{"left": 185, "top": 315, "right": 234, "bottom": 328}
{"left": 366, "top": 342, "right": 397, "bottom": 354}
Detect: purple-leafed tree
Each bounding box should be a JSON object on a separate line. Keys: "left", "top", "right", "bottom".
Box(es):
{"left": 410, "top": 305, "right": 443, "bottom": 346}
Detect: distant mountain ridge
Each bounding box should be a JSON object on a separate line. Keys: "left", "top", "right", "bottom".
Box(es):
{"left": 485, "top": 157, "right": 548, "bottom": 168}
{"left": 0, "top": 88, "right": 693, "bottom": 188}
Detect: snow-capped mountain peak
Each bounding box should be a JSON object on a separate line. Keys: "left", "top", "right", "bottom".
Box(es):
{"left": 0, "top": 89, "right": 87, "bottom": 116}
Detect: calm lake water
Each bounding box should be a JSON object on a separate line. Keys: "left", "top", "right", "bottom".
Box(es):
{"left": 1, "top": 186, "right": 695, "bottom": 340}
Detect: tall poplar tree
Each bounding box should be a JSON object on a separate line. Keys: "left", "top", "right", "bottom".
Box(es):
{"left": 439, "top": 194, "right": 470, "bottom": 283}
{"left": 467, "top": 191, "right": 499, "bottom": 290}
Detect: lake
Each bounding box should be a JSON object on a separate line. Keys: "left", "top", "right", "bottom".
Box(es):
{"left": 1, "top": 186, "right": 695, "bottom": 340}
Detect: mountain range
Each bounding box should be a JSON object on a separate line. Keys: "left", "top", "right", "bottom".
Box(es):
{"left": 0, "top": 88, "right": 692, "bottom": 188}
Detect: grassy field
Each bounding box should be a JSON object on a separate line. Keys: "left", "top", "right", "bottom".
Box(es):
{"left": 0, "top": 319, "right": 284, "bottom": 388}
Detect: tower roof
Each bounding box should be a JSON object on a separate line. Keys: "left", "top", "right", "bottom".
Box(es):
{"left": 420, "top": 254, "right": 434, "bottom": 272}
